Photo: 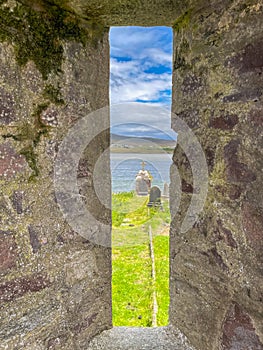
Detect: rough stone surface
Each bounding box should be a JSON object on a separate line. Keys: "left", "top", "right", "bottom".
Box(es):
{"left": 87, "top": 327, "right": 196, "bottom": 350}
{"left": 0, "top": 231, "right": 17, "bottom": 274}
{"left": 221, "top": 303, "right": 263, "bottom": 350}
{"left": 0, "top": 142, "right": 28, "bottom": 179}
{"left": 0, "top": 274, "right": 50, "bottom": 302}
{"left": 59, "top": 0, "right": 186, "bottom": 26}
{"left": 171, "top": 1, "right": 263, "bottom": 349}
{"left": 0, "top": 2, "right": 111, "bottom": 347}
{"left": 0, "top": 87, "right": 16, "bottom": 124}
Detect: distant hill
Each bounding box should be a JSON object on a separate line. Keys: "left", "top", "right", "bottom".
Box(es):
{"left": 110, "top": 134, "right": 176, "bottom": 153}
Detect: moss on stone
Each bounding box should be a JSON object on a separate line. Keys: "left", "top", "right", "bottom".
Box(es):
{"left": 0, "top": 0, "right": 106, "bottom": 79}
{"left": 174, "top": 49, "right": 186, "bottom": 70}
{"left": 210, "top": 159, "right": 226, "bottom": 187}
{"left": 20, "top": 104, "right": 50, "bottom": 178}
{"left": 173, "top": 9, "right": 193, "bottom": 32}
{"left": 20, "top": 145, "right": 39, "bottom": 179}
{"left": 173, "top": 38, "right": 191, "bottom": 71}
{"left": 43, "top": 84, "right": 64, "bottom": 105}
{"left": 2, "top": 103, "right": 51, "bottom": 179}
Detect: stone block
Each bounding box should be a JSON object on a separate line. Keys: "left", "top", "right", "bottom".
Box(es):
{"left": 242, "top": 201, "right": 263, "bottom": 253}
{"left": 224, "top": 140, "right": 256, "bottom": 183}
{"left": 28, "top": 225, "right": 41, "bottom": 254}
{"left": 221, "top": 303, "right": 263, "bottom": 350}
{"left": 0, "top": 142, "right": 28, "bottom": 180}
{"left": 11, "top": 190, "right": 24, "bottom": 214}
{"left": 0, "top": 274, "right": 50, "bottom": 302}
{"left": 209, "top": 114, "right": 238, "bottom": 130}
{"left": 0, "top": 231, "right": 17, "bottom": 274}
{"left": 0, "top": 87, "right": 16, "bottom": 125}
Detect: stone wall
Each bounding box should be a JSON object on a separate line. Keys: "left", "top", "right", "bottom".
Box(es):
{"left": 0, "top": 2, "right": 111, "bottom": 348}
{"left": 0, "top": 0, "right": 262, "bottom": 349}
{"left": 170, "top": 1, "right": 263, "bottom": 349}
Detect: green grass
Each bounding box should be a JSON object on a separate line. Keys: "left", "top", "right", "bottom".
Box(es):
{"left": 154, "top": 235, "right": 169, "bottom": 325}
{"left": 112, "top": 244, "right": 153, "bottom": 327}
{"left": 112, "top": 191, "right": 170, "bottom": 327}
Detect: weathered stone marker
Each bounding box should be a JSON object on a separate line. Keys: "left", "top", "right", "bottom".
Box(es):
{"left": 135, "top": 174, "right": 149, "bottom": 195}
{"left": 163, "top": 182, "right": 169, "bottom": 198}
{"left": 148, "top": 186, "right": 161, "bottom": 207}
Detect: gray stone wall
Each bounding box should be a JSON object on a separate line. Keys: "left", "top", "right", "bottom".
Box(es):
{"left": 170, "top": 1, "right": 263, "bottom": 349}
{"left": 0, "top": 3, "right": 111, "bottom": 346}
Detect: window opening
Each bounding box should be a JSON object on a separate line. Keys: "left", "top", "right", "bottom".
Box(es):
{"left": 110, "top": 26, "right": 174, "bottom": 327}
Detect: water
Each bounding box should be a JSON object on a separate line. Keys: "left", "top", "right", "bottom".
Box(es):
{"left": 111, "top": 153, "right": 173, "bottom": 193}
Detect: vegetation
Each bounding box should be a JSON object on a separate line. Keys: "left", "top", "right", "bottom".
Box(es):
{"left": 0, "top": 0, "right": 108, "bottom": 180}
{"left": 112, "top": 191, "right": 170, "bottom": 327}
{"left": 173, "top": 9, "right": 193, "bottom": 32}
{"left": 2, "top": 103, "right": 51, "bottom": 180}
{"left": 43, "top": 84, "right": 65, "bottom": 105}
{"left": 0, "top": 0, "right": 106, "bottom": 80}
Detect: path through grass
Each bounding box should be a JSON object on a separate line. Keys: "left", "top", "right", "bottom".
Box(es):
{"left": 112, "top": 191, "right": 169, "bottom": 327}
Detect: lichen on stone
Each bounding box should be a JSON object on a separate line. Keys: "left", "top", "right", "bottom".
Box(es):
{"left": 2, "top": 103, "right": 52, "bottom": 179}
{"left": 43, "top": 84, "right": 64, "bottom": 105}
{"left": 0, "top": 0, "right": 107, "bottom": 79}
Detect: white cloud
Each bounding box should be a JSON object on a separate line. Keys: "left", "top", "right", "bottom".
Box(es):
{"left": 141, "top": 48, "right": 172, "bottom": 65}
{"left": 110, "top": 59, "right": 140, "bottom": 76}
{"left": 110, "top": 57, "right": 172, "bottom": 104}
{"left": 110, "top": 27, "right": 172, "bottom": 61}
{"left": 110, "top": 27, "right": 174, "bottom": 138}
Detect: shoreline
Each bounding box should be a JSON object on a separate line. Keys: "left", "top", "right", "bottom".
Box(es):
{"left": 110, "top": 149, "right": 174, "bottom": 154}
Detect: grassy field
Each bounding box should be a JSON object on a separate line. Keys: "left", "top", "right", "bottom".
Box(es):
{"left": 112, "top": 191, "right": 170, "bottom": 327}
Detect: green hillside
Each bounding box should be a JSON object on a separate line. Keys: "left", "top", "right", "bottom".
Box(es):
{"left": 111, "top": 134, "right": 176, "bottom": 153}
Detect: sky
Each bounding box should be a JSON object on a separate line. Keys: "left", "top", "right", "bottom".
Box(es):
{"left": 110, "top": 26, "right": 175, "bottom": 140}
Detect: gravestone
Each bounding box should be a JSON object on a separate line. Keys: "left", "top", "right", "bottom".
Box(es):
{"left": 136, "top": 175, "right": 149, "bottom": 195}
{"left": 148, "top": 186, "right": 161, "bottom": 207}
{"left": 163, "top": 182, "right": 169, "bottom": 198}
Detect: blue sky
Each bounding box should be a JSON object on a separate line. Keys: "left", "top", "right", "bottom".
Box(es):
{"left": 110, "top": 26, "right": 175, "bottom": 140}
